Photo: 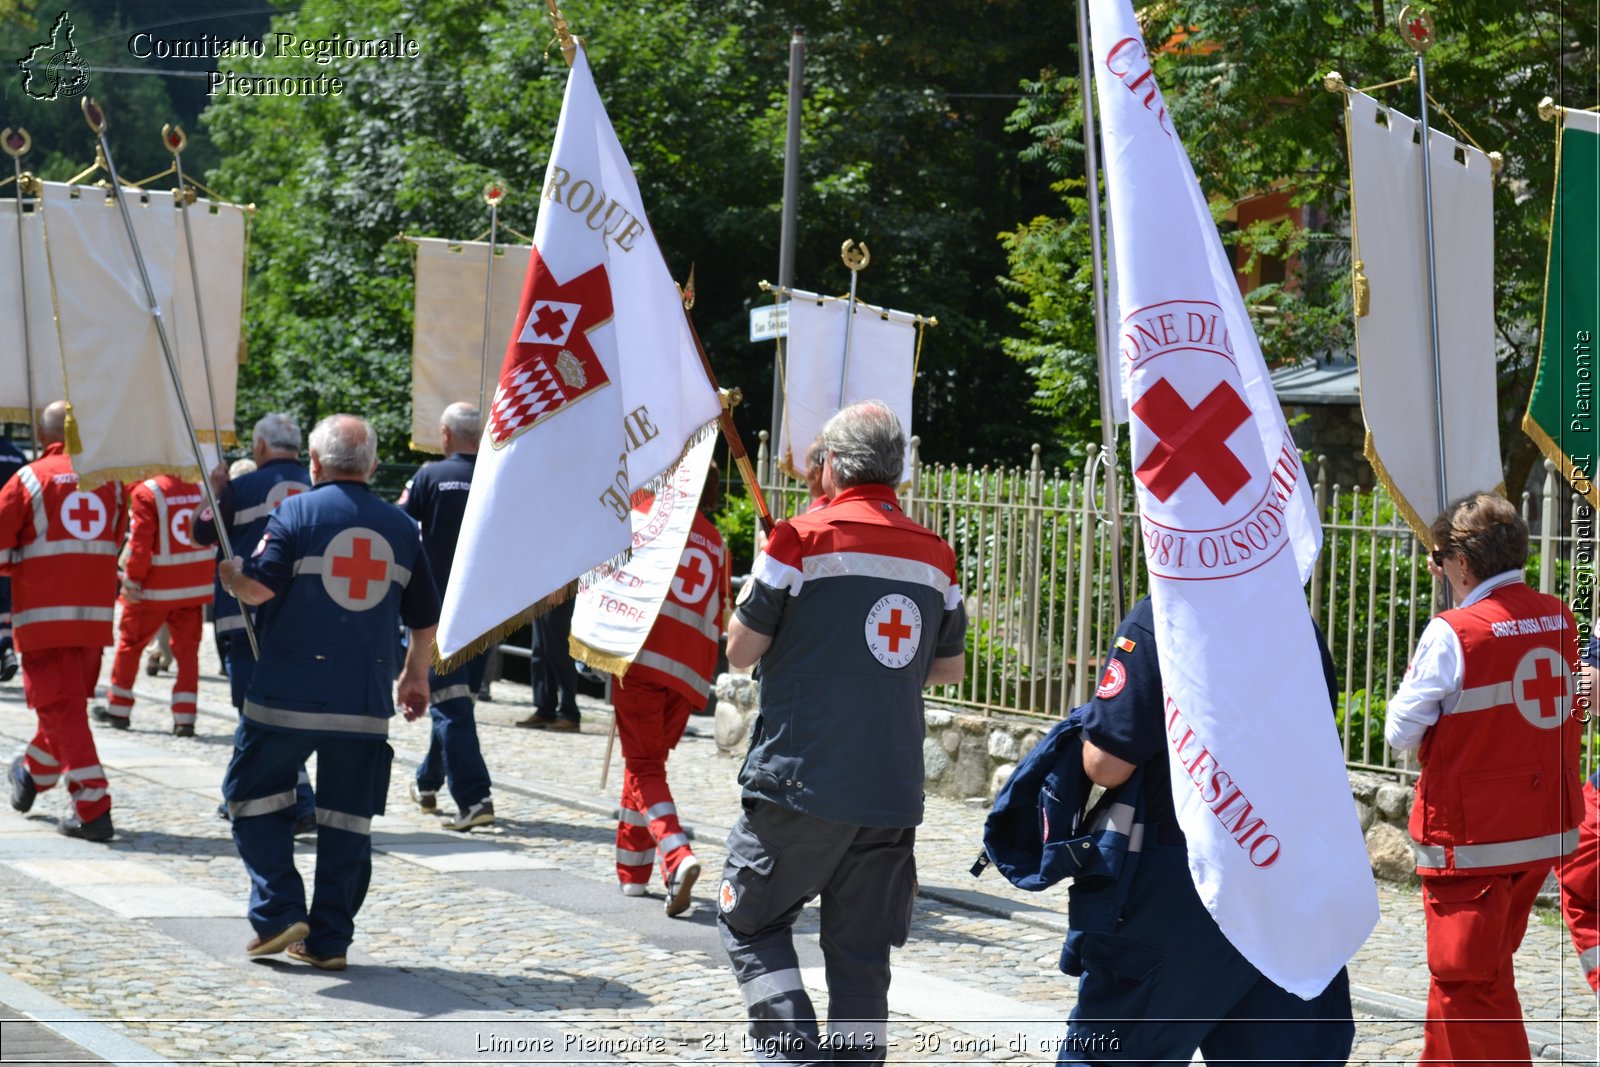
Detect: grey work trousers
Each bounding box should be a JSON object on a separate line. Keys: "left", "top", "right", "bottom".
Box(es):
{"left": 717, "top": 800, "right": 917, "bottom": 1064}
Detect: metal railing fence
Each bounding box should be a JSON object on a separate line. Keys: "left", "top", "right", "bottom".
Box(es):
{"left": 754, "top": 435, "right": 1597, "bottom": 781}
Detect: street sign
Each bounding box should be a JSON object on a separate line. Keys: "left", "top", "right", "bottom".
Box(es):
{"left": 749, "top": 304, "right": 788, "bottom": 342}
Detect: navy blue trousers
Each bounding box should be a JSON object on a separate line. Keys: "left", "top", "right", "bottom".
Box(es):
{"left": 1061, "top": 843, "right": 1354, "bottom": 1065}
{"left": 223, "top": 720, "right": 392, "bottom": 958}
{"left": 530, "top": 598, "right": 579, "bottom": 720}
{"left": 222, "top": 632, "right": 314, "bottom": 819}
{"left": 415, "top": 652, "right": 492, "bottom": 810}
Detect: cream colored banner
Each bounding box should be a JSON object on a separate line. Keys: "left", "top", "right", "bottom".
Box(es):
{"left": 778, "top": 295, "right": 916, "bottom": 481}
{"left": 41, "top": 182, "right": 196, "bottom": 487}
{"left": 0, "top": 196, "right": 64, "bottom": 425}
{"left": 172, "top": 198, "right": 246, "bottom": 445}
{"left": 1347, "top": 90, "right": 1503, "bottom": 537}
{"left": 409, "top": 237, "right": 531, "bottom": 451}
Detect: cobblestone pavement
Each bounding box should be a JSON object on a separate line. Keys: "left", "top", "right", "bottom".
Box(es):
{"left": 0, "top": 633, "right": 1593, "bottom": 1065}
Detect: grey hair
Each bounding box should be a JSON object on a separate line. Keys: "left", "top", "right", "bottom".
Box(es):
{"left": 253, "top": 412, "right": 302, "bottom": 453}
{"left": 820, "top": 401, "right": 904, "bottom": 489}
{"left": 806, "top": 437, "right": 828, "bottom": 476}
{"left": 309, "top": 415, "right": 377, "bottom": 478}
{"left": 440, "top": 401, "right": 482, "bottom": 448}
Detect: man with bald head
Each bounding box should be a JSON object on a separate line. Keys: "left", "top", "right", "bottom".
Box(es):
{"left": 399, "top": 402, "right": 494, "bottom": 831}
{"left": 219, "top": 413, "right": 441, "bottom": 968}
{"left": 2, "top": 400, "right": 127, "bottom": 841}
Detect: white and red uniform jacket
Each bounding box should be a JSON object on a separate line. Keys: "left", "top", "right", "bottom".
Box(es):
{"left": 1398, "top": 579, "right": 1583, "bottom": 875}
{"left": 0, "top": 443, "right": 125, "bottom": 650}
{"left": 121, "top": 475, "right": 214, "bottom": 608}
{"left": 627, "top": 511, "right": 727, "bottom": 702}
{"left": 1559, "top": 772, "right": 1600, "bottom": 990}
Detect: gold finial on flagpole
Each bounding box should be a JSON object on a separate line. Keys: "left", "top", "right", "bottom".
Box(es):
{"left": 483, "top": 180, "right": 506, "bottom": 207}
{"left": 1398, "top": 6, "right": 1435, "bottom": 54}
{"left": 1322, "top": 71, "right": 1346, "bottom": 94}
{"left": 545, "top": 0, "right": 577, "bottom": 67}
{"left": 1537, "top": 96, "right": 1560, "bottom": 122}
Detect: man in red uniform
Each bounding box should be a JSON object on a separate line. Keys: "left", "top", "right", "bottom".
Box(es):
{"left": 1386, "top": 490, "right": 1585, "bottom": 1063}
{"left": 1559, "top": 639, "right": 1599, "bottom": 994}
{"left": 612, "top": 467, "right": 727, "bottom": 916}
{"left": 2, "top": 401, "right": 127, "bottom": 841}
{"left": 98, "top": 475, "right": 214, "bottom": 735}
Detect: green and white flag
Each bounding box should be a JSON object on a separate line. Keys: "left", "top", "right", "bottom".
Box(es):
{"left": 1524, "top": 109, "right": 1600, "bottom": 506}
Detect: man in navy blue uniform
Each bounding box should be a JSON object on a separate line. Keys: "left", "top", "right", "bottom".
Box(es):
{"left": 218, "top": 414, "right": 439, "bottom": 970}
{"left": 1062, "top": 596, "right": 1354, "bottom": 1064}
{"left": 0, "top": 434, "right": 28, "bottom": 681}
{"left": 192, "top": 413, "right": 316, "bottom": 828}
{"left": 400, "top": 401, "right": 493, "bottom": 831}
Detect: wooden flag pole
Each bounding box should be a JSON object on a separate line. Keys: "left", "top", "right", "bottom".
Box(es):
{"left": 82, "top": 96, "right": 259, "bottom": 658}
{"left": 2, "top": 128, "right": 39, "bottom": 456}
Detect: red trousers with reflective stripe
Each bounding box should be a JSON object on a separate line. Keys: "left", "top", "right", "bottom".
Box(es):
{"left": 613, "top": 680, "right": 695, "bottom": 886}
{"left": 21, "top": 645, "right": 110, "bottom": 822}
{"left": 1557, "top": 778, "right": 1600, "bottom": 991}
{"left": 1420, "top": 864, "right": 1551, "bottom": 1066}
{"left": 108, "top": 601, "right": 201, "bottom": 725}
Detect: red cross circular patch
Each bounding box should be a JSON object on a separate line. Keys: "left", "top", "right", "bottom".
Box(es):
{"left": 60, "top": 491, "right": 107, "bottom": 540}
{"left": 672, "top": 546, "right": 715, "bottom": 606}
{"left": 1511, "top": 646, "right": 1571, "bottom": 730}
{"left": 718, "top": 878, "right": 737, "bottom": 912}
{"left": 320, "top": 526, "right": 394, "bottom": 612}
{"left": 265, "top": 480, "right": 305, "bottom": 511}
{"left": 1096, "top": 659, "right": 1127, "bottom": 699}
{"left": 864, "top": 593, "right": 922, "bottom": 669}
{"left": 169, "top": 506, "right": 195, "bottom": 547}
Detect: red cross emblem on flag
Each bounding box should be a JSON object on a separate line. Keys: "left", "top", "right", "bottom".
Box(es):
{"left": 1132, "top": 377, "right": 1252, "bottom": 505}
{"left": 319, "top": 526, "right": 395, "bottom": 612}
{"left": 488, "top": 247, "right": 615, "bottom": 449}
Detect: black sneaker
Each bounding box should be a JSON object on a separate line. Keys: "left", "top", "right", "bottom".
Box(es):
{"left": 90, "top": 705, "right": 129, "bottom": 730}
{"left": 173, "top": 723, "right": 195, "bottom": 737}
{"left": 59, "top": 810, "right": 113, "bottom": 841}
{"left": 0, "top": 646, "right": 17, "bottom": 682}
{"left": 9, "top": 755, "right": 35, "bottom": 813}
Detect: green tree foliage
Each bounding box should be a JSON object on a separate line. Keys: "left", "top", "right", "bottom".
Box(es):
{"left": 199, "top": 0, "right": 1076, "bottom": 463}
{"left": 999, "top": 1, "right": 1599, "bottom": 492}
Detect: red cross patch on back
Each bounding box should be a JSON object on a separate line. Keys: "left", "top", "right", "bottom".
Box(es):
{"left": 488, "top": 247, "right": 615, "bottom": 449}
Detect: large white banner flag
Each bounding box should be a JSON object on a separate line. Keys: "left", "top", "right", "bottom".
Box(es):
{"left": 40, "top": 182, "right": 197, "bottom": 488}
{"left": 409, "top": 237, "right": 532, "bottom": 451}
{"left": 438, "top": 43, "right": 719, "bottom": 663}
{"left": 778, "top": 294, "right": 916, "bottom": 481}
{"left": 172, "top": 198, "right": 246, "bottom": 447}
{"left": 0, "top": 191, "right": 63, "bottom": 425}
{"left": 569, "top": 431, "right": 716, "bottom": 674}
{"left": 1090, "top": 0, "right": 1377, "bottom": 997}
{"left": 1345, "top": 90, "right": 1502, "bottom": 538}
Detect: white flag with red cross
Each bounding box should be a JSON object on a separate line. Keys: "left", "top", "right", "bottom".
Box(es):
{"left": 1090, "top": 0, "right": 1377, "bottom": 998}
{"left": 437, "top": 42, "right": 719, "bottom": 664}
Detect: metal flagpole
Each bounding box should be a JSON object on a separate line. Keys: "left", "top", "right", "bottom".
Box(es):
{"left": 771, "top": 28, "right": 804, "bottom": 479}
{"left": 477, "top": 182, "right": 505, "bottom": 417}
{"left": 1401, "top": 8, "right": 1449, "bottom": 520}
{"left": 1076, "top": 0, "right": 1126, "bottom": 620}
{"left": 837, "top": 239, "right": 869, "bottom": 407}
{"left": 1400, "top": 6, "right": 1451, "bottom": 609}
{"left": 2, "top": 128, "right": 38, "bottom": 456}
{"left": 82, "top": 97, "right": 259, "bottom": 658}
{"left": 162, "top": 125, "right": 226, "bottom": 460}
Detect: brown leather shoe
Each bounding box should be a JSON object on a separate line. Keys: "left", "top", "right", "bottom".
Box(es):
{"left": 547, "top": 719, "right": 580, "bottom": 733}
{"left": 286, "top": 940, "right": 347, "bottom": 971}
{"left": 246, "top": 921, "right": 309, "bottom": 957}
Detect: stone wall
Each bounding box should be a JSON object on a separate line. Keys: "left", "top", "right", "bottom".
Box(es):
{"left": 714, "top": 674, "right": 1420, "bottom": 884}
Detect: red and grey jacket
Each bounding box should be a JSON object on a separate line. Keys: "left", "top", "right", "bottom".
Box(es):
{"left": 627, "top": 510, "right": 726, "bottom": 702}
{"left": 1558, "top": 772, "right": 1599, "bottom": 990}
{"left": 121, "top": 475, "right": 215, "bottom": 608}
{"left": 0, "top": 443, "right": 125, "bottom": 650}
{"left": 1410, "top": 582, "right": 1583, "bottom": 875}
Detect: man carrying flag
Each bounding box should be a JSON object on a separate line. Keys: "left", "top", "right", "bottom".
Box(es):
{"left": 436, "top": 35, "right": 718, "bottom": 667}
{"left": 1054, "top": 0, "right": 1380, "bottom": 1058}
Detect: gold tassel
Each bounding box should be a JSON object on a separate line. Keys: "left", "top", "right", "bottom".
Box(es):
{"left": 63, "top": 401, "right": 83, "bottom": 454}
{"left": 1352, "top": 260, "right": 1370, "bottom": 318}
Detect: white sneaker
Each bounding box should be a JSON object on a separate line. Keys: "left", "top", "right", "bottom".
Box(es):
{"left": 665, "top": 857, "right": 701, "bottom": 917}
{"left": 619, "top": 882, "right": 648, "bottom": 897}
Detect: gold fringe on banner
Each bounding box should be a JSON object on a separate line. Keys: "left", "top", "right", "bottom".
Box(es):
{"left": 0, "top": 406, "right": 41, "bottom": 425}
{"left": 408, "top": 439, "right": 445, "bottom": 456}
{"left": 568, "top": 635, "right": 632, "bottom": 678}
{"left": 431, "top": 579, "right": 579, "bottom": 675}
{"left": 77, "top": 460, "right": 202, "bottom": 492}
{"left": 195, "top": 428, "right": 238, "bottom": 446}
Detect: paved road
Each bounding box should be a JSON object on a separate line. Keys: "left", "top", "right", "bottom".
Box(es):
{"left": 0, "top": 634, "right": 1594, "bottom": 1065}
